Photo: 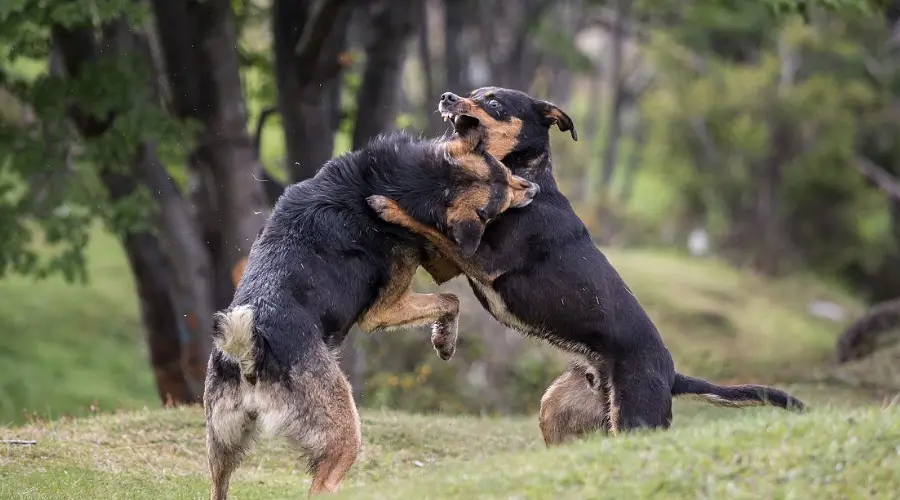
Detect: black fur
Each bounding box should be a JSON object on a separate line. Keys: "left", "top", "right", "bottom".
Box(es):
{"left": 672, "top": 374, "right": 805, "bottom": 409}
{"left": 210, "top": 131, "right": 479, "bottom": 383}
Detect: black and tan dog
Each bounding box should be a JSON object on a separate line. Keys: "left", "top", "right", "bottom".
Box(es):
{"left": 368, "top": 87, "right": 805, "bottom": 439}
{"left": 204, "top": 123, "right": 539, "bottom": 498}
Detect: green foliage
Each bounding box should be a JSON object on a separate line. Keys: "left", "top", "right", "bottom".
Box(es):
{"left": 640, "top": 5, "right": 900, "bottom": 276}
{"left": 0, "top": 0, "right": 192, "bottom": 283}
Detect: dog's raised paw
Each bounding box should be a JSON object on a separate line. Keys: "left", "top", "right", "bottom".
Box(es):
{"left": 432, "top": 340, "right": 456, "bottom": 361}
{"left": 366, "top": 195, "right": 389, "bottom": 215}
{"left": 431, "top": 324, "right": 458, "bottom": 361}
{"left": 367, "top": 195, "right": 404, "bottom": 222}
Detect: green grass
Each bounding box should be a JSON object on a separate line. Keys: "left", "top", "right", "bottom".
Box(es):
{"left": 0, "top": 229, "right": 157, "bottom": 425}
{"left": 608, "top": 248, "right": 862, "bottom": 382}
{"left": 1, "top": 394, "right": 896, "bottom": 499}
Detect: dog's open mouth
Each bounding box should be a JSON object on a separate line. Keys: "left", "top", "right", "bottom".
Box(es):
{"left": 441, "top": 111, "right": 480, "bottom": 136}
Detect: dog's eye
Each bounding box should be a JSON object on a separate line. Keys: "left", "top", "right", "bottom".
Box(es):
{"left": 585, "top": 372, "right": 596, "bottom": 388}
{"left": 476, "top": 207, "right": 490, "bottom": 222}
{"left": 488, "top": 100, "right": 501, "bottom": 109}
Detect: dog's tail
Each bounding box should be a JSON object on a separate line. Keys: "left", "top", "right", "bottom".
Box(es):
{"left": 213, "top": 305, "right": 258, "bottom": 383}
{"left": 672, "top": 372, "right": 806, "bottom": 411}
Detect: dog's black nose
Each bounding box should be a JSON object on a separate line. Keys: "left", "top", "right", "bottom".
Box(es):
{"left": 441, "top": 92, "right": 460, "bottom": 103}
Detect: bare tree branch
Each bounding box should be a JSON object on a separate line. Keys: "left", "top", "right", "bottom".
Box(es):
{"left": 252, "top": 106, "right": 287, "bottom": 204}
{"left": 837, "top": 296, "right": 900, "bottom": 363}
{"left": 253, "top": 106, "right": 278, "bottom": 155}
{"left": 0, "top": 440, "right": 37, "bottom": 446}
{"left": 295, "top": 0, "right": 351, "bottom": 77}
{"left": 856, "top": 156, "right": 900, "bottom": 200}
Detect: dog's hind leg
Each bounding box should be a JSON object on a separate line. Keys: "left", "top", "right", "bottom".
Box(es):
{"left": 205, "top": 386, "right": 258, "bottom": 500}
{"left": 605, "top": 359, "right": 673, "bottom": 434}
{"left": 286, "top": 362, "right": 362, "bottom": 495}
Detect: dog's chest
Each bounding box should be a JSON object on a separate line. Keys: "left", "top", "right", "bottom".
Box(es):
{"left": 468, "top": 279, "right": 536, "bottom": 335}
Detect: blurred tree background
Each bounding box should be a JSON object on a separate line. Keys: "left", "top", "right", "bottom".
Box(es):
{"left": 2, "top": 0, "right": 900, "bottom": 423}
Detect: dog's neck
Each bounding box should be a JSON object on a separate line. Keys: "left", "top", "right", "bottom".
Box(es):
{"left": 366, "top": 143, "right": 456, "bottom": 231}
{"left": 504, "top": 145, "right": 558, "bottom": 190}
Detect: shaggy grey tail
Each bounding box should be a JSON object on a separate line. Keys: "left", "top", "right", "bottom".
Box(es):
{"left": 213, "top": 305, "right": 258, "bottom": 384}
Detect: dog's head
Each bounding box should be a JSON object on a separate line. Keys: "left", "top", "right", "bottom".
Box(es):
{"left": 438, "top": 87, "right": 577, "bottom": 163}
{"left": 437, "top": 140, "right": 540, "bottom": 256}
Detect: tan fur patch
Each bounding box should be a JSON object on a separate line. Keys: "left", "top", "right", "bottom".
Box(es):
{"left": 451, "top": 97, "right": 524, "bottom": 159}
{"left": 446, "top": 185, "right": 491, "bottom": 229}
{"left": 369, "top": 196, "right": 498, "bottom": 285}
{"left": 606, "top": 374, "right": 620, "bottom": 437}
{"left": 358, "top": 248, "right": 461, "bottom": 360}
{"left": 421, "top": 253, "right": 462, "bottom": 284}
{"left": 231, "top": 257, "right": 248, "bottom": 287}
{"left": 205, "top": 358, "right": 361, "bottom": 497}
{"left": 539, "top": 361, "right": 609, "bottom": 447}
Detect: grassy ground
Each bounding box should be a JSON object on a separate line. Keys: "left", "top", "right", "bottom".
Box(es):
{"left": 1, "top": 394, "right": 897, "bottom": 499}
{"left": 0, "top": 229, "right": 157, "bottom": 425}
{"left": 602, "top": 248, "right": 860, "bottom": 383}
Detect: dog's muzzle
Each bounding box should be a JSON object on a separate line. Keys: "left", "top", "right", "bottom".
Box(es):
{"left": 513, "top": 181, "right": 540, "bottom": 208}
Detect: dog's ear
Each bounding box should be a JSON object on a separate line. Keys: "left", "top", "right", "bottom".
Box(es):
{"left": 534, "top": 100, "right": 578, "bottom": 141}
{"left": 584, "top": 365, "right": 602, "bottom": 392}
{"left": 449, "top": 219, "right": 485, "bottom": 258}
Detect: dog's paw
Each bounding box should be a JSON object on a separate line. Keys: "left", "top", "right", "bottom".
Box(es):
{"left": 366, "top": 195, "right": 402, "bottom": 222}
{"left": 431, "top": 320, "right": 459, "bottom": 361}
{"left": 432, "top": 337, "right": 457, "bottom": 361}
{"left": 366, "top": 195, "right": 389, "bottom": 214}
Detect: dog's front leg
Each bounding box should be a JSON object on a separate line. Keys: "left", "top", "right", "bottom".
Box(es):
{"left": 367, "top": 195, "right": 501, "bottom": 286}
{"left": 358, "top": 251, "right": 461, "bottom": 360}
{"left": 359, "top": 288, "right": 460, "bottom": 360}
{"left": 421, "top": 247, "right": 463, "bottom": 285}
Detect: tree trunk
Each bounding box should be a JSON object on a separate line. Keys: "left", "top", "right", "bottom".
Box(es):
{"left": 252, "top": 107, "right": 289, "bottom": 205}
{"left": 52, "top": 17, "right": 214, "bottom": 401}
{"left": 619, "top": 116, "right": 645, "bottom": 205}
{"left": 443, "top": 0, "right": 473, "bottom": 94}
{"left": 599, "top": 0, "right": 630, "bottom": 191}
{"left": 109, "top": 174, "right": 195, "bottom": 405}
{"left": 352, "top": 0, "right": 419, "bottom": 149}
{"left": 152, "top": 0, "right": 270, "bottom": 313}
{"left": 474, "top": 0, "right": 553, "bottom": 91}
{"left": 503, "top": 0, "right": 553, "bottom": 91}
{"left": 273, "top": 0, "right": 352, "bottom": 182}
{"left": 582, "top": 66, "right": 604, "bottom": 205}
{"left": 418, "top": 1, "right": 445, "bottom": 136}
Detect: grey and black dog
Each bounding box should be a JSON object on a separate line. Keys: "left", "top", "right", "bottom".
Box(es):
{"left": 204, "top": 121, "right": 538, "bottom": 498}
